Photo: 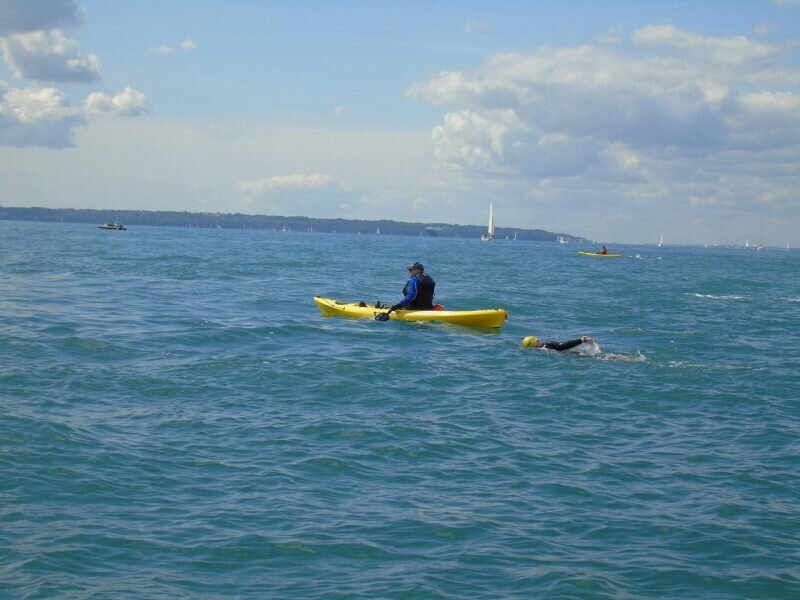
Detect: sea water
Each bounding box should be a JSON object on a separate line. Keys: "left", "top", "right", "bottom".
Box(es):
{"left": 1, "top": 220, "right": 798, "bottom": 599}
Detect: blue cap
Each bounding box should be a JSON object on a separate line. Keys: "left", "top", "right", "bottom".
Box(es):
{"left": 407, "top": 261, "right": 424, "bottom": 272}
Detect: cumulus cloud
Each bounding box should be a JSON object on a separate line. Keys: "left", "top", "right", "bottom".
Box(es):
{"left": 0, "top": 0, "right": 84, "bottom": 36}
{"left": 1, "top": 29, "right": 100, "bottom": 82}
{"left": 430, "top": 110, "right": 513, "bottom": 173}
{"left": 0, "top": 0, "right": 148, "bottom": 148}
{"left": 0, "top": 81, "right": 84, "bottom": 147}
{"left": 1, "top": 80, "right": 148, "bottom": 147}
{"left": 407, "top": 25, "right": 800, "bottom": 189}
{"left": 84, "top": 87, "right": 148, "bottom": 116}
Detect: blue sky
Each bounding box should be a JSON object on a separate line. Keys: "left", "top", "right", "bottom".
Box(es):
{"left": 1, "top": 0, "right": 799, "bottom": 245}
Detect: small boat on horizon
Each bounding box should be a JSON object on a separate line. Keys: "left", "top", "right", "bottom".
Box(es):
{"left": 98, "top": 221, "right": 126, "bottom": 230}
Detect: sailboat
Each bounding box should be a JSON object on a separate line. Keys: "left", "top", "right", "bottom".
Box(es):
{"left": 658, "top": 233, "right": 663, "bottom": 247}
{"left": 756, "top": 225, "right": 766, "bottom": 251}
{"left": 480, "top": 203, "right": 494, "bottom": 241}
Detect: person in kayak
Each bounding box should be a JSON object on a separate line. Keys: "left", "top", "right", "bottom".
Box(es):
{"left": 391, "top": 262, "right": 436, "bottom": 310}
{"left": 522, "top": 335, "right": 594, "bottom": 351}
{"left": 598, "top": 246, "right": 608, "bottom": 254}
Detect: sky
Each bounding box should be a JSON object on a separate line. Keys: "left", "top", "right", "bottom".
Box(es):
{"left": 1, "top": 0, "right": 799, "bottom": 246}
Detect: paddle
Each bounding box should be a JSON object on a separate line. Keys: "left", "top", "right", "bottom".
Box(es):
{"left": 375, "top": 306, "right": 395, "bottom": 321}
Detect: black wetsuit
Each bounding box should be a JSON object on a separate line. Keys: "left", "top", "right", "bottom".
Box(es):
{"left": 542, "top": 338, "right": 584, "bottom": 351}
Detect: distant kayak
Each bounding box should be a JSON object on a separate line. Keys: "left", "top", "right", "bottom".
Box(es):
{"left": 578, "top": 251, "right": 623, "bottom": 258}
{"left": 314, "top": 296, "right": 508, "bottom": 328}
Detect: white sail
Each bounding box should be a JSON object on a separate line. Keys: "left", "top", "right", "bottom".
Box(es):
{"left": 658, "top": 233, "right": 663, "bottom": 247}
{"left": 481, "top": 203, "right": 494, "bottom": 241}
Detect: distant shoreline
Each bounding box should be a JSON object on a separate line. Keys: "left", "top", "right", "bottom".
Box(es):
{"left": 0, "top": 205, "right": 583, "bottom": 242}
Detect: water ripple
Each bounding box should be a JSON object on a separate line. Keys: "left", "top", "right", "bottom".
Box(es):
{"left": 2, "top": 222, "right": 799, "bottom": 598}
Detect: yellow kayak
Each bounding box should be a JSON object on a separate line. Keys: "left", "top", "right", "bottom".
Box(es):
{"left": 578, "top": 251, "right": 623, "bottom": 258}
{"left": 314, "top": 296, "right": 508, "bottom": 328}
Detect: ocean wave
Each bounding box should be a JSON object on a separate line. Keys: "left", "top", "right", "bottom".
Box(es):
{"left": 687, "top": 293, "right": 749, "bottom": 301}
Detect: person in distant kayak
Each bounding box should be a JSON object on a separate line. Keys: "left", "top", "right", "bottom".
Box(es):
{"left": 598, "top": 246, "right": 608, "bottom": 254}
{"left": 391, "top": 262, "right": 436, "bottom": 310}
{"left": 522, "top": 335, "right": 594, "bottom": 351}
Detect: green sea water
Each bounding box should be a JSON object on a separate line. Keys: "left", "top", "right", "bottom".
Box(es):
{"left": 1, "top": 220, "right": 798, "bottom": 599}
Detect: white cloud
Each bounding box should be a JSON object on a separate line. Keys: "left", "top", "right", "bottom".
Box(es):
{"left": 726, "top": 91, "right": 800, "bottom": 149}
{"left": 1, "top": 29, "right": 100, "bottom": 82}
{"left": 0, "top": 81, "right": 84, "bottom": 147}
{"left": 0, "top": 0, "right": 148, "bottom": 148}
{"left": 83, "top": 87, "right": 148, "bottom": 116}
{"left": 153, "top": 39, "right": 196, "bottom": 55}
{"left": 430, "top": 109, "right": 514, "bottom": 173}
{"left": 407, "top": 25, "right": 800, "bottom": 184}
{"left": 3, "top": 84, "right": 77, "bottom": 122}
{"left": 1, "top": 81, "right": 148, "bottom": 146}
{"left": 632, "top": 24, "right": 782, "bottom": 65}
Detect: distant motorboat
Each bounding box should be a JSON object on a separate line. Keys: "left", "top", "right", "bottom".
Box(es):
{"left": 480, "top": 203, "right": 495, "bottom": 241}
{"left": 98, "top": 221, "right": 126, "bottom": 230}
{"left": 558, "top": 236, "right": 569, "bottom": 244}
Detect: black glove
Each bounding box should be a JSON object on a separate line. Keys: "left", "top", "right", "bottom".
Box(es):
{"left": 390, "top": 304, "right": 402, "bottom": 311}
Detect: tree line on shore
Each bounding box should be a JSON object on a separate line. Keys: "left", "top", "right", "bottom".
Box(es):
{"left": 0, "top": 205, "right": 582, "bottom": 242}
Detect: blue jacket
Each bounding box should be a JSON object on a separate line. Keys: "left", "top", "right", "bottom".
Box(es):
{"left": 398, "top": 273, "right": 435, "bottom": 309}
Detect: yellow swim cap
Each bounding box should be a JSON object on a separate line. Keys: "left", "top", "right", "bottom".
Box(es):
{"left": 522, "top": 336, "right": 539, "bottom": 348}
